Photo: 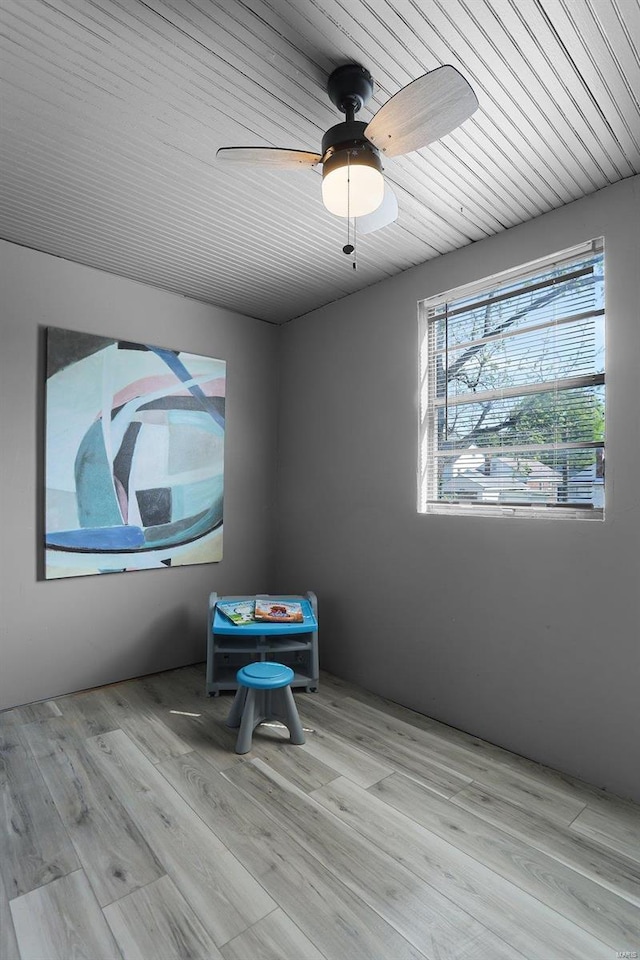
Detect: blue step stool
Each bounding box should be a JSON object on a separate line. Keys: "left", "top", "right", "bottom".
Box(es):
{"left": 225, "top": 662, "right": 306, "bottom": 755}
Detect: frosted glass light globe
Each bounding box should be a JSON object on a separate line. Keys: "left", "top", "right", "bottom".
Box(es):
{"left": 322, "top": 157, "right": 384, "bottom": 218}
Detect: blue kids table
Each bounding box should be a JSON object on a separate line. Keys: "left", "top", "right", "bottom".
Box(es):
{"left": 206, "top": 591, "right": 319, "bottom": 696}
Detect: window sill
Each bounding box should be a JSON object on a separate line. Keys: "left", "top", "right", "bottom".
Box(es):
{"left": 420, "top": 502, "right": 604, "bottom": 521}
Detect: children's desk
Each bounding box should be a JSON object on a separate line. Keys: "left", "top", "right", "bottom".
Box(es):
{"left": 206, "top": 591, "right": 319, "bottom": 696}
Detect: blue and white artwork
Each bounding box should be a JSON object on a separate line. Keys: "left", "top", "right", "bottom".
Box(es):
{"left": 45, "top": 328, "right": 225, "bottom": 578}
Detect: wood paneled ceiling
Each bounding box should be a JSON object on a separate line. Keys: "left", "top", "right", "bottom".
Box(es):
{"left": 1, "top": 0, "right": 639, "bottom": 323}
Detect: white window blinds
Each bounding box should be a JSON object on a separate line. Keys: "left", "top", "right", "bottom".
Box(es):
{"left": 419, "top": 240, "right": 605, "bottom": 519}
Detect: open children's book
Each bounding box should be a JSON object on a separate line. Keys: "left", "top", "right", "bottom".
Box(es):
{"left": 217, "top": 597, "right": 304, "bottom": 625}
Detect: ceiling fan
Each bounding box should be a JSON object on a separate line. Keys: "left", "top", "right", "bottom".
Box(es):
{"left": 217, "top": 63, "right": 478, "bottom": 237}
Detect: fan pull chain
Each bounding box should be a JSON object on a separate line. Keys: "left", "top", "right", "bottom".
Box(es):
{"left": 347, "top": 154, "right": 350, "bottom": 235}
{"left": 342, "top": 150, "right": 357, "bottom": 269}
{"left": 353, "top": 216, "right": 357, "bottom": 269}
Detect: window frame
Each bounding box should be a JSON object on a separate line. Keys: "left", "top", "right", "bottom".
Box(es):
{"left": 418, "top": 239, "right": 605, "bottom": 521}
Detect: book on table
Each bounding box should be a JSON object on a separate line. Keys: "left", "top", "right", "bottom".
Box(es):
{"left": 216, "top": 600, "right": 255, "bottom": 625}
{"left": 254, "top": 598, "right": 304, "bottom": 623}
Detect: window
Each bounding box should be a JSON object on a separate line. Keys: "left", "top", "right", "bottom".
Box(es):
{"left": 419, "top": 240, "right": 605, "bottom": 519}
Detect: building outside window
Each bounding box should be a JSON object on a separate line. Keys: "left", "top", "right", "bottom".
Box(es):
{"left": 419, "top": 240, "right": 605, "bottom": 519}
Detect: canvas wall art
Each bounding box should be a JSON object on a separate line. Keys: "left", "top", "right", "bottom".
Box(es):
{"left": 45, "top": 328, "right": 225, "bottom": 579}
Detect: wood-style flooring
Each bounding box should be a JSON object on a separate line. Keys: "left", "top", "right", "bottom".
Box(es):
{"left": 1, "top": 664, "right": 639, "bottom": 960}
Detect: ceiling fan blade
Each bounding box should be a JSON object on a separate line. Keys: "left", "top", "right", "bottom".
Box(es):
{"left": 364, "top": 65, "right": 478, "bottom": 158}
{"left": 356, "top": 183, "right": 398, "bottom": 235}
{"left": 216, "top": 147, "right": 322, "bottom": 169}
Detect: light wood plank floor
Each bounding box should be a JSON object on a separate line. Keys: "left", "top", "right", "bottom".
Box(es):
{"left": 1, "top": 664, "right": 639, "bottom": 960}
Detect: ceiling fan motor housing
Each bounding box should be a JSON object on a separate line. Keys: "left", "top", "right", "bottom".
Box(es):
{"left": 321, "top": 120, "right": 382, "bottom": 169}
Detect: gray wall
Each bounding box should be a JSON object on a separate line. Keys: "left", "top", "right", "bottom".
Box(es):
{"left": 0, "top": 240, "right": 278, "bottom": 710}
{"left": 276, "top": 176, "right": 640, "bottom": 802}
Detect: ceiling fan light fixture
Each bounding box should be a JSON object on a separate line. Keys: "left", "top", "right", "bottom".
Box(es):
{"left": 322, "top": 147, "right": 384, "bottom": 218}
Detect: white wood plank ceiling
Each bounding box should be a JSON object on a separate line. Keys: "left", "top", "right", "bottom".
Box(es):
{"left": 1, "top": 0, "right": 639, "bottom": 323}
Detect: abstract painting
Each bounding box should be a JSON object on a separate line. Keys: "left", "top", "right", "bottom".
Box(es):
{"left": 45, "top": 327, "right": 225, "bottom": 579}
